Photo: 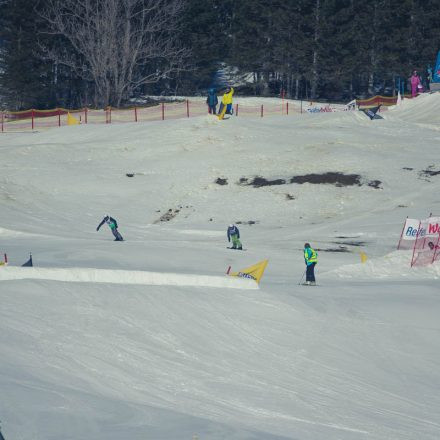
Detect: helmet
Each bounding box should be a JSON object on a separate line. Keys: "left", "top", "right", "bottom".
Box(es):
{"left": 229, "top": 224, "right": 234, "bottom": 228}
{"left": 304, "top": 243, "right": 310, "bottom": 248}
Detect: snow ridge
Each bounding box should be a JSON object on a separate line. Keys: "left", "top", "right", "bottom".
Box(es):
{"left": 0, "top": 266, "right": 258, "bottom": 289}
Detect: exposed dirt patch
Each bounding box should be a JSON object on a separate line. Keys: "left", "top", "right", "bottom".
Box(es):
{"left": 419, "top": 166, "right": 440, "bottom": 178}
{"left": 215, "top": 178, "right": 228, "bottom": 185}
{"left": 236, "top": 220, "right": 259, "bottom": 225}
{"left": 333, "top": 241, "right": 366, "bottom": 247}
{"left": 367, "top": 180, "right": 382, "bottom": 189}
{"left": 402, "top": 167, "right": 414, "bottom": 171}
{"left": 285, "top": 193, "right": 296, "bottom": 200}
{"left": 239, "top": 176, "right": 286, "bottom": 187}
{"left": 154, "top": 208, "right": 180, "bottom": 223}
{"left": 290, "top": 172, "right": 361, "bottom": 186}
{"left": 238, "top": 172, "right": 382, "bottom": 189}
{"left": 317, "top": 247, "right": 351, "bottom": 253}
{"left": 154, "top": 205, "right": 194, "bottom": 224}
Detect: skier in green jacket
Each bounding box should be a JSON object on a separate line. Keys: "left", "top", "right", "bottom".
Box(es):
{"left": 303, "top": 243, "right": 317, "bottom": 285}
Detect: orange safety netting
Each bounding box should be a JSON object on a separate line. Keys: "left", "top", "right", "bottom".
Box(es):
{"left": 0, "top": 100, "right": 304, "bottom": 133}
{"left": 356, "top": 95, "right": 398, "bottom": 108}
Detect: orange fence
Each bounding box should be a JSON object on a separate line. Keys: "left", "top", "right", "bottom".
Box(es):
{"left": 0, "top": 100, "right": 305, "bottom": 133}
{"left": 356, "top": 95, "right": 398, "bottom": 109}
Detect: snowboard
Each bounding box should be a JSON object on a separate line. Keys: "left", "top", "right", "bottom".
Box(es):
{"left": 227, "top": 247, "right": 246, "bottom": 251}
{"left": 218, "top": 103, "right": 227, "bottom": 120}
{"left": 114, "top": 231, "right": 124, "bottom": 241}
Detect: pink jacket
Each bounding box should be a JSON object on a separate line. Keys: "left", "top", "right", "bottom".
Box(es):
{"left": 411, "top": 74, "right": 421, "bottom": 87}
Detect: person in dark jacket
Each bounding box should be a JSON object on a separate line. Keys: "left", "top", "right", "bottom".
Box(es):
{"left": 96, "top": 215, "right": 123, "bottom": 241}
{"left": 206, "top": 88, "right": 218, "bottom": 114}
{"left": 227, "top": 224, "right": 242, "bottom": 249}
{"left": 303, "top": 243, "right": 318, "bottom": 285}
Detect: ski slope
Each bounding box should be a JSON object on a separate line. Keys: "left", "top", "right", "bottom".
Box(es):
{"left": 1, "top": 95, "right": 440, "bottom": 440}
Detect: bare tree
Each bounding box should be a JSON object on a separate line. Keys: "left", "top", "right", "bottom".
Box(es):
{"left": 40, "top": 0, "right": 190, "bottom": 107}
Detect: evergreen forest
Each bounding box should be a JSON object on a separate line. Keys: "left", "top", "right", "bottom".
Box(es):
{"left": 0, "top": 0, "right": 439, "bottom": 110}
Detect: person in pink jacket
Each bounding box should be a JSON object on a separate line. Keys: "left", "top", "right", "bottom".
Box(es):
{"left": 410, "top": 71, "right": 421, "bottom": 97}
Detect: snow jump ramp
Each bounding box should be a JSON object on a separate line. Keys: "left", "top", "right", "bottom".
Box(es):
{"left": 0, "top": 267, "right": 258, "bottom": 290}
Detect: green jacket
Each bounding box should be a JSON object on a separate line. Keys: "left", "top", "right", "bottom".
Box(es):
{"left": 304, "top": 247, "right": 317, "bottom": 265}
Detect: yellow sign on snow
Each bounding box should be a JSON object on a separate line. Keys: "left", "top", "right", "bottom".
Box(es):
{"left": 67, "top": 112, "right": 79, "bottom": 125}
{"left": 229, "top": 259, "right": 268, "bottom": 284}
{"left": 360, "top": 251, "right": 368, "bottom": 263}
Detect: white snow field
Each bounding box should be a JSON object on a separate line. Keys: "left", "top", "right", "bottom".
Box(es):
{"left": 1, "top": 94, "right": 440, "bottom": 440}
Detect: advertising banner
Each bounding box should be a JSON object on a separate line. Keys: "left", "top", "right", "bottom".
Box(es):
{"left": 433, "top": 51, "right": 440, "bottom": 83}
{"left": 398, "top": 218, "right": 421, "bottom": 249}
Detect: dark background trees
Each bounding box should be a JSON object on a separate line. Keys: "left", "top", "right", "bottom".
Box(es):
{"left": 1, "top": 0, "right": 439, "bottom": 109}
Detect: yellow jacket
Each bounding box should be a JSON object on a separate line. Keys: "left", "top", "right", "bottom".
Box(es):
{"left": 222, "top": 87, "right": 234, "bottom": 105}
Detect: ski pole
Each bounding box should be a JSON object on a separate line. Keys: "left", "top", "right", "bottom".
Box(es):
{"left": 298, "top": 269, "right": 306, "bottom": 285}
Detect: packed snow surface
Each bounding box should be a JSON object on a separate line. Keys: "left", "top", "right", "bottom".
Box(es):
{"left": 1, "top": 94, "right": 440, "bottom": 440}
{"left": 0, "top": 266, "right": 257, "bottom": 289}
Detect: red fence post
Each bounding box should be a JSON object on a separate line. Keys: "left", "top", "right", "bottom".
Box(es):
{"left": 162, "top": 102, "right": 165, "bottom": 120}
{"left": 105, "top": 107, "right": 112, "bottom": 124}
{"left": 134, "top": 107, "right": 138, "bottom": 122}
{"left": 31, "top": 109, "right": 34, "bottom": 130}
{"left": 432, "top": 234, "right": 440, "bottom": 264}
{"left": 261, "top": 105, "right": 264, "bottom": 117}
{"left": 58, "top": 108, "right": 61, "bottom": 127}
{"left": 235, "top": 104, "right": 238, "bottom": 116}
{"left": 397, "top": 216, "right": 407, "bottom": 250}
{"left": 84, "top": 107, "right": 88, "bottom": 124}
{"left": 410, "top": 220, "right": 422, "bottom": 267}
{"left": 186, "top": 99, "right": 190, "bottom": 118}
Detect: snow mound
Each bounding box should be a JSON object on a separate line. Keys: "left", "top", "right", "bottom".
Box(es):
{"left": 0, "top": 227, "right": 38, "bottom": 237}
{"left": 327, "top": 250, "right": 440, "bottom": 280}
{"left": 387, "top": 92, "right": 440, "bottom": 126}
{"left": 0, "top": 266, "right": 258, "bottom": 289}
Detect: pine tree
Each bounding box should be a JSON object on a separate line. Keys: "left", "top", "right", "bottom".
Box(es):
{"left": 0, "top": 0, "right": 54, "bottom": 109}
{"left": 178, "top": 0, "right": 233, "bottom": 92}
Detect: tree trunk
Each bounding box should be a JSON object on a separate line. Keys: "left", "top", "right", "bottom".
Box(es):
{"left": 310, "top": 0, "right": 320, "bottom": 100}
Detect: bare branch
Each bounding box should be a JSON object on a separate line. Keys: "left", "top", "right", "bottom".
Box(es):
{"left": 39, "top": 0, "right": 190, "bottom": 107}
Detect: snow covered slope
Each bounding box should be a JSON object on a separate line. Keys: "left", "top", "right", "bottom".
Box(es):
{"left": 1, "top": 95, "right": 439, "bottom": 440}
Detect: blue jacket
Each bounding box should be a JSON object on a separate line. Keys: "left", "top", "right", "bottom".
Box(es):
{"left": 206, "top": 89, "right": 218, "bottom": 106}
{"left": 227, "top": 225, "right": 240, "bottom": 242}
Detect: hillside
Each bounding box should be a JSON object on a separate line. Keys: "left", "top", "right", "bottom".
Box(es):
{"left": 0, "top": 95, "right": 439, "bottom": 440}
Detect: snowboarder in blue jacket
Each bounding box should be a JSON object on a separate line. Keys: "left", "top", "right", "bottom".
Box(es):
{"left": 97, "top": 215, "right": 123, "bottom": 241}
{"left": 206, "top": 88, "right": 218, "bottom": 114}
{"left": 227, "top": 224, "right": 242, "bottom": 249}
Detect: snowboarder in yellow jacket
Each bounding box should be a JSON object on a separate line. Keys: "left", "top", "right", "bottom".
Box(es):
{"left": 218, "top": 87, "right": 234, "bottom": 119}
